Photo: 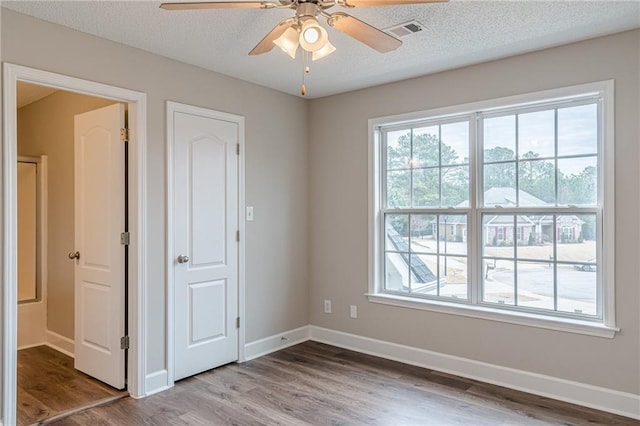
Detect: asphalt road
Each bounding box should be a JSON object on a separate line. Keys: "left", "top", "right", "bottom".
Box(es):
{"left": 491, "top": 264, "right": 596, "bottom": 301}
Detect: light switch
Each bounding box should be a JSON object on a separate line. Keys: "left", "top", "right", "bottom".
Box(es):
{"left": 246, "top": 206, "right": 254, "bottom": 221}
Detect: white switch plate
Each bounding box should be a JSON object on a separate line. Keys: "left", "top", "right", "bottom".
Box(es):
{"left": 324, "top": 300, "right": 332, "bottom": 314}
{"left": 246, "top": 206, "right": 254, "bottom": 221}
{"left": 350, "top": 305, "right": 357, "bottom": 318}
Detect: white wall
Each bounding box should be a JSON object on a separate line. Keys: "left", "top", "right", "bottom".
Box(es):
{"left": 308, "top": 29, "right": 640, "bottom": 395}
{"left": 1, "top": 7, "right": 309, "bottom": 387}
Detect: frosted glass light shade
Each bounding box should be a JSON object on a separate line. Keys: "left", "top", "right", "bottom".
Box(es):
{"left": 299, "top": 19, "right": 328, "bottom": 52}
{"left": 312, "top": 40, "right": 336, "bottom": 60}
{"left": 274, "top": 27, "right": 300, "bottom": 59}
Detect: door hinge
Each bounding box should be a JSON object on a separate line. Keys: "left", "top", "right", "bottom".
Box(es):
{"left": 120, "top": 232, "right": 130, "bottom": 246}
{"left": 236, "top": 144, "right": 240, "bottom": 155}
{"left": 236, "top": 230, "right": 240, "bottom": 242}
{"left": 120, "top": 336, "right": 130, "bottom": 350}
{"left": 120, "top": 128, "right": 129, "bottom": 143}
{"left": 236, "top": 317, "right": 240, "bottom": 329}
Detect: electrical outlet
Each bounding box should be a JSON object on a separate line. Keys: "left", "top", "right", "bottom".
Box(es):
{"left": 350, "top": 305, "right": 357, "bottom": 318}
{"left": 324, "top": 299, "right": 332, "bottom": 314}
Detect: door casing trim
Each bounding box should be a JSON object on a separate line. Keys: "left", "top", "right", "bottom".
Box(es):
{"left": 2, "top": 63, "right": 148, "bottom": 425}
{"left": 165, "top": 100, "right": 246, "bottom": 387}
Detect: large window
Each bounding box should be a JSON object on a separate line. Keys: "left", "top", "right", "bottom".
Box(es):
{"left": 369, "top": 82, "right": 616, "bottom": 337}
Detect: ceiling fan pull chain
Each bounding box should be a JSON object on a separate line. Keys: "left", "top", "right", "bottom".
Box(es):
{"left": 301, "top": 50, "right": 310, "bottom": 96}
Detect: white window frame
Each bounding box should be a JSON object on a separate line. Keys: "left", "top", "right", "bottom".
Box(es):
{"left": 367, "top": 81, "right": 617, "bottom": 338}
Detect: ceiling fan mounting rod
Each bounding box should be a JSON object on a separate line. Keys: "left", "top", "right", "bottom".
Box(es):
{"left": 296, "top": 2, "right": 320, "bottom": 17}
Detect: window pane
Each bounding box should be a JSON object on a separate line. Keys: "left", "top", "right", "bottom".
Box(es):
{"left": 518, "top": 110, "right": 555, "bottom": 159}
{"left": 483, "top": 214, "right": 515, "bottom": 258}
{"left": 387, "top": 170, "right": 411, "bottom": 208}
{"left": 385, "top": 214, "right": 408, "bottom": 252}
{"left": 442, "top": 166, "right": 469, "bottom": 207}
{"left": 556, "top": 214, "right": 596, "bottom": 262}
{"left": 410, "top": 254, "right": 439, "bottom": 294}
{"left": 440, "top": 256, "right": 468, "bottom": 300}
{"left": 518, "top": 159, "right": 555, "bottom": 205}
{"left": 484, "top": 115, "right": 516, "bottom": 162}
{"left": 558, "top": 103, "right": 598, "bottom": 157}
{"left": 385, "top": 214, "right": 410, "bottom": 293}
{"left": 558, "top": 156, "right": 597, "bottom": 206}
{"left": 385, "top": 252, "right": 409, "bottom": 293}
{"left": 410, "top": 214, "right": 437, "bottom": 254}
{"left": 412, "top": 126, "right": 439, "bottom": 168}
{"left": 516, "top": 261, "right": 554, "bottom": 310}
{"left": 484, "top": 259, "right": 515, "bottom": 305}
{"left": 438, "top": 215, "right": 467, "bottom": 254}
{"left": 484, "top": 163, "right": 516, "bottom": 204}
{"left": 386, "top": 130, "right": 411, "bottom": 170}
{"left": 557, "top": 266, "right": 596, "bottom": 316}
{"left": 441, "top": 121, "right": 469, "bottom": 166}
{"left": 516, "top": 215, "right": 554, "bottom": 260}
{"left": 412, "top": 168, "right": 439, "bottom": 208}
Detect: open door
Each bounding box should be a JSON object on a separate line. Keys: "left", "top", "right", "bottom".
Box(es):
{"left": 72, "top": 103, "right": 126, "bottom": 389}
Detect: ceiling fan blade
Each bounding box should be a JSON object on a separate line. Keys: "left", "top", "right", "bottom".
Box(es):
{"left": 344, "top": 0, "right": 447, "bottom": 6}
{"left": 327, "top": 13, "right": 401, "bottom": 53}
{"left": 249, "top": 18, "right": 297, "bottom": 55}
{"left": 160, "top": 2, "right": 277, "bottom": 10}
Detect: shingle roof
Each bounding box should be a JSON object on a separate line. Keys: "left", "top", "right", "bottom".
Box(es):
{"left": 386, "top": 224, "right": 437, "bottom": 284}
{"left": 483, "top": 187, "right": 547, "bottom": 206}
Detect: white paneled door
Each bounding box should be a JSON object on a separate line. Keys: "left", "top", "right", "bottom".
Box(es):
{"left": 171, "top": 103, "right": 240, "bottom": 381}
{"left": 73, "top": 104, "right": 126, "bottom": 389}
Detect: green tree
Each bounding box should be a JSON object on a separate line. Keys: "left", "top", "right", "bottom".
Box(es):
{"left": 518, "top": 151, "right": 555, "bottom": 203}
{"left": 387, "top": 132, "right": 468, "bottom": 208}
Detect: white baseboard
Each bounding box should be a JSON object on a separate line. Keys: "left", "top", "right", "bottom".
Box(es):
{"left": 309, "top": 325, "right": 640, "bottom": 420}
{"left": 45, "top": 330, "right": 74, "bottom": 358}
{"left": 244, "top": 325, "right": 310, "bottom": 361}
{"left": 17, "top": 301, "right": 47, "bottom": 349}
{"left": 145, "top": 370, "right": 170, "bottom": 396}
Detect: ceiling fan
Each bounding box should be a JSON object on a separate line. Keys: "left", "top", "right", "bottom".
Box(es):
{"left": 160, "top": 0, "right": 447, "bottom": 94}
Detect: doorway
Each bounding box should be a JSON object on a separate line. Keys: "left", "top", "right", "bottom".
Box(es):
{"left": 15, "top": 83, "right": 126, "bottom": 425}
{"left": 2, "top": 63, "right": 148, "bottom": 426}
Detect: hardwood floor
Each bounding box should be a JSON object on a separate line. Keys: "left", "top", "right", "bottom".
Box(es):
{"left": 51, "top": 341, "right": 637, "bottom": 425}
{"left": 17, "top": 345, "right": 127, "bottom": 426}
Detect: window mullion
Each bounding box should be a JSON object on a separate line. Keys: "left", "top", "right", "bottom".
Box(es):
{"left": 470, "top": 114, "right": 480, "bottom": 304}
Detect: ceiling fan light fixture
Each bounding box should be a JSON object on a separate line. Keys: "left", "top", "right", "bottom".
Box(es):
{"left": 312, "top": 40, "right": 336, "bottom": 60}
{"left": 299, "top": 18, "right": 329, "bottom": 52}
{"left": 273, "top": 27, "right": 300, "bottom": 59}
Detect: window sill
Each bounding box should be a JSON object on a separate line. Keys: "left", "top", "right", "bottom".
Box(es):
{"left": 365, "top": 293, "right": 619, "bottom": 339}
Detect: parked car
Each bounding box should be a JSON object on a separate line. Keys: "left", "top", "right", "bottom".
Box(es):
{"left": 574, "top": 259, "right": 597, "bottom": 272}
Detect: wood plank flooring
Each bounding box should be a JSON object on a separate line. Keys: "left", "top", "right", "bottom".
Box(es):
{"left": 17, "top": 345, "right": 127, "bottom": 426}
{"left": 50, "top": 341, "right": 637, "bottom": 425}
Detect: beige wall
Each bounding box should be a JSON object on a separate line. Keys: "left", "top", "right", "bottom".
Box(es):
{"left": 2, "top": 9, "right": 310, "bottom": 377}
{"left": 18, "top": 90, "right": 116, "bottom": 338}
{"left": 308, "top": 30, "right": 640, "bottom": 394}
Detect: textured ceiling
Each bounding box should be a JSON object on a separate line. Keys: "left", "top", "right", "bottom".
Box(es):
{"left": 3, "top": 1, "right": 640, "bottom": 98}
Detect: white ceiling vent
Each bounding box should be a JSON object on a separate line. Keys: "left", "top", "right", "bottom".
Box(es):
{"left": 385, "top": 20, "right": 424, "bottom": 38}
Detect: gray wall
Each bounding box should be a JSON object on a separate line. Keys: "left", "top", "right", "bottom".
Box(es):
{"left": 2, "top": 9, "right": 310, "bottom": 378}
{"left": 308, "top": 29, "right": 640, "bottom": 394}
{"left": 18, "top": 91, "right": 116, "bottom": 339}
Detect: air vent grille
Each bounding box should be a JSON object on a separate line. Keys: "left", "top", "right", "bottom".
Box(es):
{"left": 385, "top": 20, "right": 424, "bottom": 38}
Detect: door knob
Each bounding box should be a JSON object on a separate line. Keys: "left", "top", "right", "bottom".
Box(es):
{"left": 68, "top": 251, "right": 80, "bottom": 260}
{"left": 177, "top": 254, "right": 190, "bottom": 264}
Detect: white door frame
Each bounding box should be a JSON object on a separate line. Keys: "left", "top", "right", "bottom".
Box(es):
{"left": 2, "top": 63, "right": 148, "bottom": 425}
{"left": 165, "top": 101, "right": 246, "bottom": 386}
